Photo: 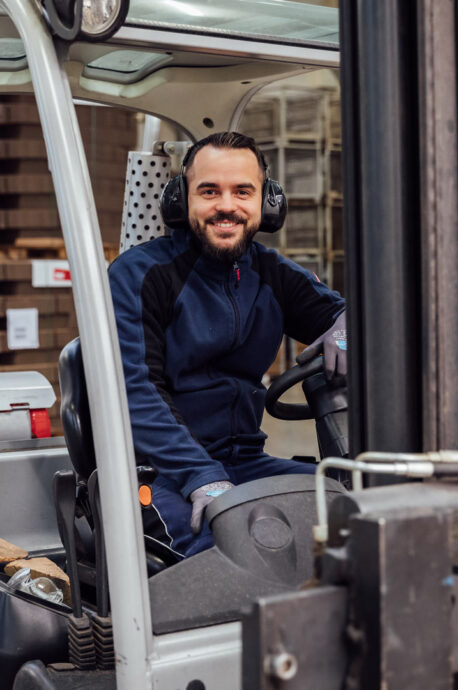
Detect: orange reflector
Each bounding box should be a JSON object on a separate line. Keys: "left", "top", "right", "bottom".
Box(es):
{"left": 138, "top": 484, "right": 152, "bottom": 507}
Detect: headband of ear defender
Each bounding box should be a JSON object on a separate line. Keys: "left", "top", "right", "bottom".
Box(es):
{"left": 160, "top": 154, "right": 287, "bottom": 234}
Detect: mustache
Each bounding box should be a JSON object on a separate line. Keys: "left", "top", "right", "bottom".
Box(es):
{"left": 206, "top": 212, "right": 247, "bottom": 226}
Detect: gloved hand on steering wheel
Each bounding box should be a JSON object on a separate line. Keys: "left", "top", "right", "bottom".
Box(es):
{"left": 190, "top": 480, "right": 234, "bottom": 534}
{"left": 296, "top": 310, "right": 347, "bottom": 381}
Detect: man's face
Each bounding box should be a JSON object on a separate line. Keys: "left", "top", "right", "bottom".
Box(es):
{"left": 186, "top": 145, "right": 263, "bottom": 261}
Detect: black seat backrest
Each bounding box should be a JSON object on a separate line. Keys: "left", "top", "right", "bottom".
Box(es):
{"left": 58, "top": 338, "right": 178, "bottom": 574}
{"left": 58, "top": 337, "right": 96, "bottom": 480}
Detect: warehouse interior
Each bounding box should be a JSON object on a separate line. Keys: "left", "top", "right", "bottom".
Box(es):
{"left": 3, "top": 1, "right": 458, "bottom": 688}
{"left": 0, "top": 67, "right": 342, "bottom": 459}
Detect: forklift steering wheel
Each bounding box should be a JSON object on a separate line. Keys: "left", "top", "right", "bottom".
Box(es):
{"left": 265, "top": 355, "right": 324, "bottom": 421}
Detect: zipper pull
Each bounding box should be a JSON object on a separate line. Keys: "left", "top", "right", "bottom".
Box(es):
{"left": 233, "top": 261, "right": 240, "bottom": 289}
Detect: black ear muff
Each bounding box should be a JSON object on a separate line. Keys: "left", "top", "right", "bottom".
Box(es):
{"left": 259, "top": 178, "right": 287, "bottom": 234}
{"left": 160, "top": 171, "right": 287, "bottom": 234}
{"left": 160, "top": 174, "right": 189, "bottom": 230}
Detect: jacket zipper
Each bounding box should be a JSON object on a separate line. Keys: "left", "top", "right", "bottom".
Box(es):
{"left": 224, "top": 265, "right": 242, "bottom": 440}
{"left": 233, "top": 261, "right": 240, "bottom": 289}
{"left": 225, "top": 267, "right": 240, "bottom": 348}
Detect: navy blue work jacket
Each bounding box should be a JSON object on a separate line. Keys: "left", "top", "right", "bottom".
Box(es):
{"left": 108, "top": 227, "right": 345, "bottom": 499}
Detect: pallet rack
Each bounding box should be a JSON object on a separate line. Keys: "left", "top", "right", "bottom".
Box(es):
{"left": 240, "top": 82, "right": 343, "bottom": 374}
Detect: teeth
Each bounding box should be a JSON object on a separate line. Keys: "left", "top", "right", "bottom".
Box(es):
{"left": 214, "top": 222, "right": 236, "bottom": 228}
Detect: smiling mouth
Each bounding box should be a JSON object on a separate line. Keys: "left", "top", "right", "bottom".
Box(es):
{"left": 211, "top": 220, "right": 239, "bottom": 230}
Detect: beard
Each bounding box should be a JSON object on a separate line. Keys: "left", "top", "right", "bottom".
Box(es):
{"left": 189, "top": 212, "right": 259, "bottom": 263}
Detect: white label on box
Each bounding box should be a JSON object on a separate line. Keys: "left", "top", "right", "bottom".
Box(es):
{"left": 6, "top": 308, "right": 39, "bottom": 350}
{"left": 32, "top": 260, "right": 72, "bottom": 288}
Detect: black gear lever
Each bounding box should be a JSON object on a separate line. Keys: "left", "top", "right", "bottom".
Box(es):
{"left": 52, "top": 470, "right": 82, "bottom": 617}
{"left": 87, "top": 471, "right": 109, "bottom": 618}
{"left": 53, "top": 470, "right": 96, "bottom": 669}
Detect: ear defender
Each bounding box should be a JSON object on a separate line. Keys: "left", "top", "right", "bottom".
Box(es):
{"left": 160, "top": 150, "right": 287, "bottom": 234}
{"left": 260, "top": 178, "right": 287, "bottom": 234}
{"left": 160, "top": 173, "right": 189, "bottom": 231}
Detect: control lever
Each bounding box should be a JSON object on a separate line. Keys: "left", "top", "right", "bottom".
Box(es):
{"left": 53, "top": 470, "right": 96, "bottom": 669}
{"left": 52, "top": 470, "right": 81, "bottom": 617}
{"left": 136, "top": 465, "right": 157, "bottom": 510}
{"left": 87, "top": 470, "right": 108, "bottom": 618}
{"left": 87, "top": 470, "right": 114, "bottom": 669}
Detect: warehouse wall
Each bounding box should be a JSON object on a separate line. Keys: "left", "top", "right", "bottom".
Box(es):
{"left": 0, "top": 95, "right": 138, "bottom": 434}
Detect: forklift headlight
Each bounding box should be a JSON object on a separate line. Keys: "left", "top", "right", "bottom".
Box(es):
{"left": 43, "top": 0, "right": 129, "bottom": 42}
{"left": 81, "top": 0, "right": 128, "bottom": 39}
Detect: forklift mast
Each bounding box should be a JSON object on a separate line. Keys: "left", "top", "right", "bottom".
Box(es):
{"left": 341, "top": 0, "right": 458, "bottom": 465}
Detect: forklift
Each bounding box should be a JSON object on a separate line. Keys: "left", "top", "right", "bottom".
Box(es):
{"left": 0, "top": 1, "right": 457, "bottom": 688}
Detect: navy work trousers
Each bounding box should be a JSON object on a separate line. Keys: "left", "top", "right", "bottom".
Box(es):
{"left": 143, "top": 452, "right": 316, "bottom": 558}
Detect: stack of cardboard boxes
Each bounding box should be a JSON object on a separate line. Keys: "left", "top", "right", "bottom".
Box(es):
{"left": 0, "top": 96, "right": 137, "bottom": 434}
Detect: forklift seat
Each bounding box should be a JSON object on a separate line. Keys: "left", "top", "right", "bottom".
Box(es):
{"left": 59, "top": 337, "right": 96, "bottom": 482}
{"left": 58, "top": 337, "right": 180, "bottom": 574}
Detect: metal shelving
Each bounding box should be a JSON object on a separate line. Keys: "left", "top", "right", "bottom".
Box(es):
{"left": 240, "top": 84, "right": 343, "bottom": 291}
{"left": 240, "top": 81, "right": 343, "bottom": 375}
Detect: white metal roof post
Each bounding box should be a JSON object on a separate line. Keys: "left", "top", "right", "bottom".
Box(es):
{"left": 0, "top": 1, "right": 154, "bottom": 688}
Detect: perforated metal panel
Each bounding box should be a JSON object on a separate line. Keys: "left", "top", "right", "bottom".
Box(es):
{"left": 120, "top": 151, "right": 171, "bottom": 253}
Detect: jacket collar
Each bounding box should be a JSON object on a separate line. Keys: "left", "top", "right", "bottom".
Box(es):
{"left": 172, "top": 226, "right": 253, "bottom": 281}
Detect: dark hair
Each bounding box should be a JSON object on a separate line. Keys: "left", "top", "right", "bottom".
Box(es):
{"left": 182, "top": 131, "right": 267, "bottom": 177}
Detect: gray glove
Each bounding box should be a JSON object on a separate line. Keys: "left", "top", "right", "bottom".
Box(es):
{"left": 190, "top": 481, "right": 234, "bottom": 534}
{"left": 296, "top": 311, "right": 347, "bottom": 380}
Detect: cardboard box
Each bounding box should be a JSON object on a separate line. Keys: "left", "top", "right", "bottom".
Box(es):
{"left": 0, "top": 293, "right": 74, "bottom": 317}
{"left": 0, "top": 208, "right": 59, "bottom": 230}
{"left": 0, "top": 139, "right": 47, "bottom": 159}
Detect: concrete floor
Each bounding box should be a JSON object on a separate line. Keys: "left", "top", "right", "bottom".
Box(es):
{"left": 261, "top": 383, "right": 320, "bottom": 461}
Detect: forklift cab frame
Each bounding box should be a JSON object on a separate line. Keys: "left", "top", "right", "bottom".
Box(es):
{"left": 0, "top": 1, "right": 340, "bottom": 687}
{"left": 1, "top": 1, "right": 457, "bottom": 687}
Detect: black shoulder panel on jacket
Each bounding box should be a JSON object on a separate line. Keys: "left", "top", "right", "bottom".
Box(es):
{"left": 251, "top": 245, "right": 345, "bottom": 344}
{"left": 141, "top": 247, "right": 197, "bottom": 331}
{"left": 140, "top": 247, "right": 198, "bottom": 426}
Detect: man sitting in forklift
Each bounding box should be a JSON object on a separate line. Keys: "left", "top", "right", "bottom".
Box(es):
{"left": 109, "top": 131, "right": 346, "bottom": 558}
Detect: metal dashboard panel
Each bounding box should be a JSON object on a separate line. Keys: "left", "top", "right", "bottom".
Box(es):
{"left": 0, "top": 439, "right": 71, "bottom": 553}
